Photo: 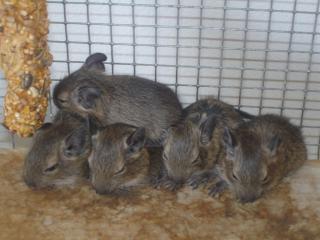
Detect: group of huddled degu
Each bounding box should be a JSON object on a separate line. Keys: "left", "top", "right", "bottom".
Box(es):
{"left": 23, "top": 53, "right": 307, "bottom": 203}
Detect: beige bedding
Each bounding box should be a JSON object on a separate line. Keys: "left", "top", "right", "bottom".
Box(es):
{"left": 0, "top": 149, "right": 319, "bottom": 240}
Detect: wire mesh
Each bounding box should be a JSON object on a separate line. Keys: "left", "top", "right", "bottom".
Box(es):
{"left": 0, "top": 0, "right": 319, "bottom": 159}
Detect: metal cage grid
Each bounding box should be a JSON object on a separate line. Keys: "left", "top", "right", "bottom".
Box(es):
{"left": 0, "top": 0, "right": 319, "bottom": 159}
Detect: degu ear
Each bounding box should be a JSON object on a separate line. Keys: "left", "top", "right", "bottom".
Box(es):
{"left": 157, "top": 128, "right": 171, "bottom": 145}
{"left": 91, "top": 132, "right": 99, "bottom": 147}
{"left": 37, "top": 122, "right": 53, "bottom": 131}
{"left": 199, "top": 113, "right": 218, "bottom": 145}
{"left": 33, "top": 122, "right": 53, "bottom": 137}
{"left": 63, "top": 128, "right": 90, "bottom": 158}
{"left": 126, "top": 127, "right": 146, "bottom": 154}
{"left": 83, "top": 53, "right": 107, "bottom": 72}
{"left": 85, "top": 115, "right": 99, "bottom": 135}
{"left": 77, "top": 86, "right": 101, "bottom": 109}
{"left": 222, "top": 127, "right": 237, "bottom": 155}
{"left": 265, "top": 135, "right": 281, "bottom": 157}
{"left": 187, "top": 112, "right": 202, "bottom": 125}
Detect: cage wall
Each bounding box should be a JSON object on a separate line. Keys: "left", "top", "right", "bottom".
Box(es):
{"left": 0, "top": 0, "right": 319, "bottom": 160}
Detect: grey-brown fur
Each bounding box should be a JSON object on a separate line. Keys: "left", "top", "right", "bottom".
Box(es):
{"left": 209, "top": 114, "right": 307, "bottom": 203}
{"left": 53, "top": 53, "right": 182, "bottom": 142}
{"left": 89, "top": 123, "right": 163, "bottom": 195}
{"left": 23, "top": 110, "right": 92, "bottom": 189}
{"left": 159, "top": 98, "right": 248, "bottom": 191}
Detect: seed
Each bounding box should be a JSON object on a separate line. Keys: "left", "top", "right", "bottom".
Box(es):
{"left": 20, "top": 10, "right": 28, "bottom": 17}
{"left": 29, "top": 86, "right": 39, "bottom": 97}
{"left": 20, "top": 73, "right": 33, "bottom": 89}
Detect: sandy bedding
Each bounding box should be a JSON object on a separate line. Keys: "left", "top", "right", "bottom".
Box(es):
{"left": 0, "top": 149, "right": 319, "bottom": 240}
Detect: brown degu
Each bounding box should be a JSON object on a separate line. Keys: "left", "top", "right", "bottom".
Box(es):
{"left": 159, "top": 98, "right": 250, "bottom": 191}
{"left": 89, "top": 123, "right": 163, "bottom": 195}
{"left": 209, "top": 114, "right": 307, "bottom": 203}
{"left": 23, "top": 111, "right": 93, "bottom": 189}
{"left": 53, "top": 53, "right": 183, "bottom": 143}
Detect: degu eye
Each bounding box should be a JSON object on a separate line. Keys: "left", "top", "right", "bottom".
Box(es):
{"left": 232, "top": 172, "right": 239, "bottom": 181}
{"left": 227, "top": 148, "right": 235, "bottom": 157}
{"left": 115, "top": 165, "right": 126, "bottom": 176}
{"left": 44, "top": 163, "right": 59, "bottom": 174}
{"left": 262, "top": 175, "right": 269, "bottom": 184}
{"left": 58, "top": 98, "right": 67, "bottom": 104}
{"left": 191, "top": 154, "right": 201, "bottom": 166}
{"left": 162, "top": 153, "right": 169, "bottom": 161}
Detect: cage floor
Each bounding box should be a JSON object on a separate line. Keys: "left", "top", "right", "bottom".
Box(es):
{"left": 0, "top": 149, "right": 319, "bottom": 240}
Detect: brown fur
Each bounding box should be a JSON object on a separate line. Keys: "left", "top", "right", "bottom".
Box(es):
{"left": 23, "top": 111, "right": 92, "bottom": 189}
{"left": 159, "top": 98, "right": 247, "bottom": 191}
{"left": 210, "top": 114, "right": 307, "bottom": 203}
{"left": 89, "top": 123, "right": 163, "bottom": 195}
{"left": 53, "top": 53, "right": 182, "bottom": 142}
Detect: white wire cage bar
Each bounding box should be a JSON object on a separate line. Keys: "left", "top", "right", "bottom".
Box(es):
{"left": 0, "top": 0, "right": 319, "bottom": 160}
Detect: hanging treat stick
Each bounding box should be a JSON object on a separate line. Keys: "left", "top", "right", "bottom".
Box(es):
{"left": 0, "top": 0, "right": 52, "bottom": 137}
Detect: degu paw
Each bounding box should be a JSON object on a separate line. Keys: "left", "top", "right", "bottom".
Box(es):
{"left": 186, "top": 174, "right": 210, "bottom": 189}
{"left": 159, "top": 178, "right": 183, "bottom": 191}
{"left": 208, "top": 180, "right": 227, "bottom": 197}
